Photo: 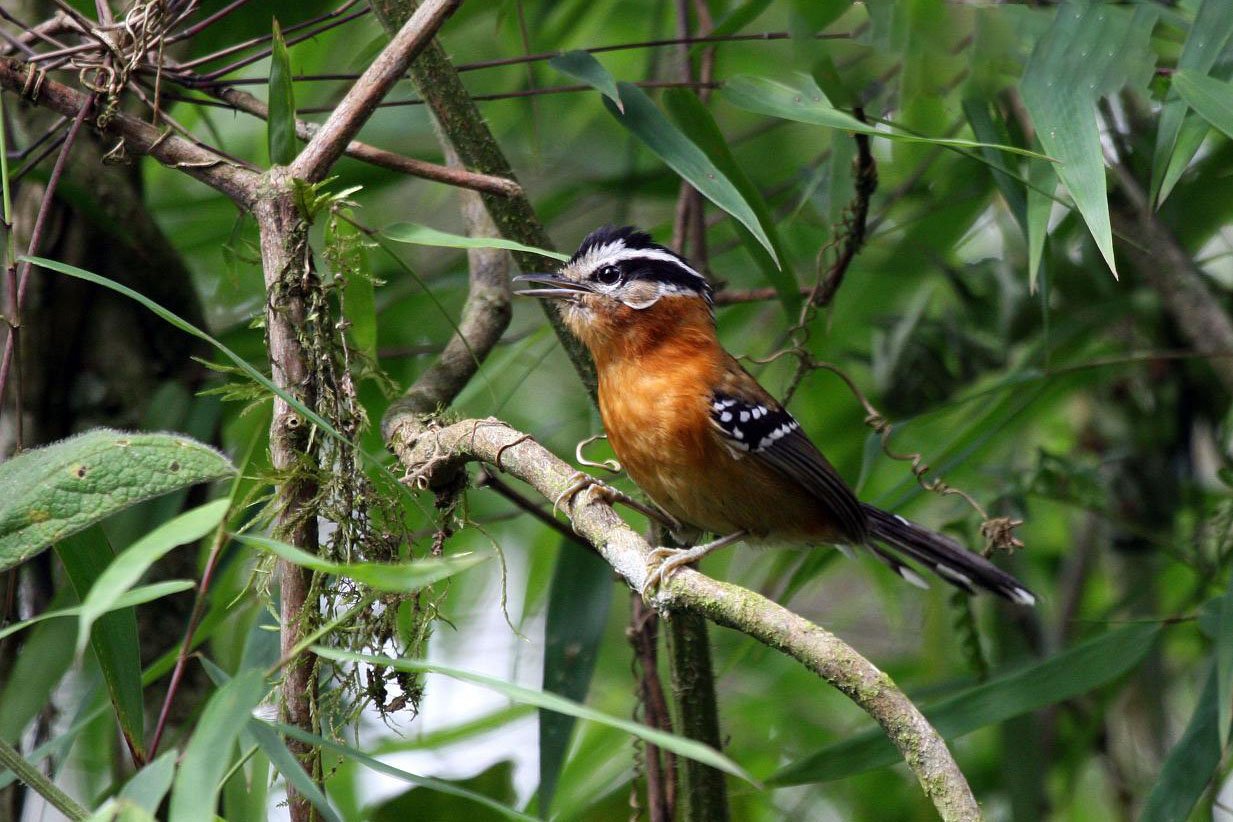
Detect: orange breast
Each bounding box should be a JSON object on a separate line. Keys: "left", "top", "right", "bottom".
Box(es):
{"left": 595, "top": 328, "right": 833, "bottom": 541}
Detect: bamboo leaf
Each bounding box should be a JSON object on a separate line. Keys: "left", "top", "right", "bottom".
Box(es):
{"left": 1141, "top": 662, "right": 1222, "bottom": 821}
{"left": 235, "top": 534, "right": 488, "bottom": 592}
{"left": 57, "top": 526, "right": 149, "bottom": 762}
{"left": 272, "top": 721, "right": 538, "bottom": 821}
{"left": 77, "top": 500, "right": 228, "bottom": 655}
{"left": 549, "top": 51, "right": 623, "bottom": 113}
{"left": 313, "top": 646, "right": 756, "bottom": 785}
{"left": 1218, "top": 573, "right": 1233, "bottom": 749}
{"left": 0, "top": 429, "right": 233, "bottom": 573}
{"left": 118, "top": 751, "right": 177, "bottom": 815}
{"left": 1173, "top": 70, "right": 1233, "bottom": 140}
{"left": 267, "top": 19, "right": 297, "bottom": 166}
{"left": 770, "top": 622, "right": 1162, "bottom": 785}
{"left": 0, "top": 581, "right": 193, "bottom": 644}
{"left": 722, "top": 74, "right": 1049, "bottom": 158}
{"left": 539, "top": 540, "right": 612, "bottom": 814}
{"left": 1020, "top": 3, "right": 1158, "bottom": 278}
{"left": 246, "top": 720, "right": 342, "bottom": 822}
{"left": 382, "top": 223, "right": 568, "bottom": 262}
{"left": 168, "top": 669, "right": 267, "bottom": 822}
{"left": 662, "top": 87, "right": 799, "bottom": 316}
{"left": 326, "top": 216, "right": 378, "bottom": 361}
{"left": 1151, "top": 0, "right": 1233, "bottom": 206}
{"left": 604, "top": 82, "right": 779, "bottom": 265}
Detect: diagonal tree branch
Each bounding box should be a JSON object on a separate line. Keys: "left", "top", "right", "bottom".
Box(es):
{"left": 0, "top": 57, "right": 259, "bottom": 208}
{"left": 385, "top": 415, "right": 981, "bottom": 822}
{"left": 291, "top": 0, "right": 461, "bottom": 182}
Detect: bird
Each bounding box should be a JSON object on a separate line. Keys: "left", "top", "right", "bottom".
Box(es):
{"left": 515, "top": 225, "right": 1035, "bottom": 605}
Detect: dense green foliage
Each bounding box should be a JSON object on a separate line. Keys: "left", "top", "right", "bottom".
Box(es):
{"left": 5, "top": 0, "right": 1233, "bottom": 819}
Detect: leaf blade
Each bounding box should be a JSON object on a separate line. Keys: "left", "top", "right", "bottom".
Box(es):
{"left": 381, "top": 223, "right": 568, "bottom": 262}
{"left": 0, "top": 429, "right": 233, "bottom": 573}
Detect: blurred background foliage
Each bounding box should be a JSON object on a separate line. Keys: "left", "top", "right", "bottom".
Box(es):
{"left": 5, "top": 0, "right": 1233, "bottom": 819}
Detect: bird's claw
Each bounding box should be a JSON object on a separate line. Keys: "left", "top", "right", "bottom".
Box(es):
{"left": 552, "top": 471, "right": 683, "bottom": 533}
{"left": 642, "top": 530, "right": 748, "bottom": 598}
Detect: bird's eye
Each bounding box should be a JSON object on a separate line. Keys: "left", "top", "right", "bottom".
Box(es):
{"left": 595, "top": 265, "right": 622, "bottom": 286}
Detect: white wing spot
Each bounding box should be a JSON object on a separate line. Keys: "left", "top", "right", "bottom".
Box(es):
{"left": 720, "top": 412, "right": 732, "bottom": 422}
{"left": 739, "top": 411, "right": 750, "bottom": 422}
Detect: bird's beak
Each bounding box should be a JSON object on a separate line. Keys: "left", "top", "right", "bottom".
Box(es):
{"left": 513, "top": 273, "right": 592, "bottom": 300}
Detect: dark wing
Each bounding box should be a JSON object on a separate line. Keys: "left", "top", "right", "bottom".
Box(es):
{"left": 708, "top": 390, "right": 868, "bottom": 543}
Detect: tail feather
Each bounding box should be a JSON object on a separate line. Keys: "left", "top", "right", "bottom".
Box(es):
{"left": 863, "top": 504, "right": 1035, "bottom": 606}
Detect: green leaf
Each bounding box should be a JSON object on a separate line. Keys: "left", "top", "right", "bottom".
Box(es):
{"left": 267, "top": 19, "right": 297, "bottom": 166}
{"left": 77, "top": 500, "right": 228, "bottom": 655}
{"left": 372, "top": 761, "right": 516, "bottom": 822}
{"left": 313, "top": 646, "right": 755, "bottom": 785}
{"left": 235, "top": 534, "right": 488, "bottom": 592}
{"left": 0, "top": 429, "right": 233, "bottom": 573}
{"left": 539, "top": 540, "right": 612, "bottom": 815}
{"left": 168, "top": 669, "right": 267, "bottom": 822}
{"left": 770, "top": 622, "right": 1162, "bottom": 785}
{"left": 1020, "top": 3, "right": 1158, "bottom": 279}
{"left": 246, "top": 719, "right": 342, "bottom": 822}
{"left": 382, "top": 223, "right": 568, "bottom": 262}
{"left": 1026, "top": 160, "right": 1056, "bottom": 294}
{"left": 272, "top": 721, "right": 538, "bottom": 821}
{"left": 57, "top": 527, "right": 147, "bottom": 762}
{"left": 604, "top": 82, "right": 779, "bottom": 266}
{"left": 0, "top": 581, "right": 193, "bottom": 644}
{"left": 1151, "top": 0, "right": 1233, "bottom": 206}
{"left": 118, "top": 751, "right": 177, "bottom": 815}
{"left": 1173, "top": 70, "right": 1233, "bottom": 141}
{"left": 0, "top": 585, "right": 76, "bottom": 743}
{"left": 1141, "top": 662, "right": 1222, "bottom": 821}
{"left": 722, "top": 74, "right": 1048, "bottom": 157}
{"left": 549, "top": 51, "right": 623, "bottom": 113}
{"left": 662, "top": 88, "right": 799, "bottom": 316}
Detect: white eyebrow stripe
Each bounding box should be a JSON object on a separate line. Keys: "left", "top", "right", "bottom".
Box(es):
{"left": 575, "top": 244, "right": 705, "bottom": 284}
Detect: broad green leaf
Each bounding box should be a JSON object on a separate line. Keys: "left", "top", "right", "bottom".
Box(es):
{"left": 1174, "top": 70, "right": 1233, "bottom": 141}
{"left": 1151, "top": 0, "right": 1233, "bottom": 206}
{"left": 118, "top": 751, "right": 177, "bottom": 814}
{"left": 663, "top": 88, "right": 799, "bottom": 316}
{"left": 1020, "top": 3, "right": 1158, "bottom": 278}
{"left": 313, "top": 646, "right": 754, "bottom": 784}
{"left": 326, "top": 216, "right": 378, "bottom": 361}
{"left": 168, "top": 668, "right": 267, "bottom": 822}
{"left": 1141, "top": 662, "right": 1222, "bottom": 821}
{"left": 247, "top": 718, "right": 342, "bottom": 822}
{"left": 0, "top": 429, "right": 233, "bottom": 573}
{"left": 604, "top": 82, "right": 779, "bottom": 266}
{"left": 963, "top": 96, "right": 1027, "bottom": 232}
{"left": 549, "top": 51, "right": 623, "bottom": 113}
{"left": 0, "top": 581, "right": 193, "bottom": 643}
{"left": 236, "top": 534, "right": 488, "bottom": 592}
{"left": 382, "top": 223, "right": 568, "bottom": 262}
{"left": 57, "top": 527, "right": 148, "bottom": 763}
{"left": 539, "top": 540, "right": 612, "bottom": 814}
{"left": 770, "top": 622, "right": 1161, "bottom": 784}
{"left": 267, "top": 19, "right": 297, "bottom": 166}
{"left": 273, "top": 721, "right": 538, "bottom": 821}
{"left": 77, "top": 500, "right": 228, "bottom": 655}
{"left": 722, "top": 74, "right": 1048, "bottom": 157}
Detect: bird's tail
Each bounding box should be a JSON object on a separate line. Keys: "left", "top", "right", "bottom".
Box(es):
{"left": 862, "top": 504, "right": 1035, "bottom": 606}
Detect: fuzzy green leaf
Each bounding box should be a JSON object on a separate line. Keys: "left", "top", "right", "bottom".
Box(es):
{"left": 0, "top": 429, "right": 233, "bottom": 573}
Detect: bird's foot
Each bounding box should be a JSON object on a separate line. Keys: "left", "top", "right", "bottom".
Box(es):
{"left": 552, "top": 471, "right": 682, "bottom": 532}
{"left": 644, "top": 530, "right": 747, "bottom": 596}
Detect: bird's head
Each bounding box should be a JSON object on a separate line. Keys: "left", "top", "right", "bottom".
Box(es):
{"left": 515, "top": 225, "right": 713, "bottom": 352}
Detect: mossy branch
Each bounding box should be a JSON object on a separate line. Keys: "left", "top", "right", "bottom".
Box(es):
{"left": 385, "top": 415, "right": 982, "bottom": 821}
